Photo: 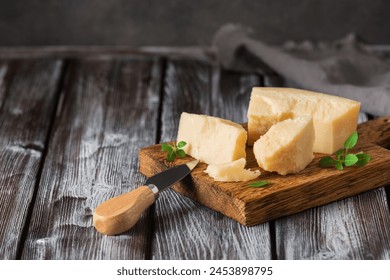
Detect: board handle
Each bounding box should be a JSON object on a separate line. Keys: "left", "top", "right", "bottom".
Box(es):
{"left": 93, "top": 185, "right": 156, "bottom": 235}
{"left": 358, "top": 116, "right": 390, "bottom": 149}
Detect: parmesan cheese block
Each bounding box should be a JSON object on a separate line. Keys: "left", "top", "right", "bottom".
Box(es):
{"left": 253, "top": 116, "right": 315, "bottom": 175}
{"left": 205, "top": 158, "right": 261, "bottom": 182}
{"left": 247, "top": 87, "right": 361, "bottom": 154}
{"left": 177, "top": 112, "right": 247, "bottom": 164}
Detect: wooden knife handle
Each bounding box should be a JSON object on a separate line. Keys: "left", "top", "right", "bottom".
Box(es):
{"left": 93, "top": 185, "right": 156, "bottom": 235}
{"left": 358, "top": 116, "right": 390, "bottom": 149}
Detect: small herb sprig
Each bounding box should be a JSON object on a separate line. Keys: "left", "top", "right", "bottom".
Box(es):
{"left": 161, "top": 141, "right": 187, "bottom": 162}
{"left": 319, "top": 131, "right": 371, "bottom": 170}
{"left": 249, "top": 181, "right": 269, "bottom": 188}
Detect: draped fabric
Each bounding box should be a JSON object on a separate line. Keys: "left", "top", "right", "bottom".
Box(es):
{"left": 213, "top": 24, "right": 390, "bottom": 116}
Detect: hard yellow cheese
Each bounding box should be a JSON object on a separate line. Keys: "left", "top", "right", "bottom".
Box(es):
{"left": 205, "top": 158, "right": 261, "bottom": 182}
{"left": 177, "top": 112, "right": 247, "bottom": 164}
{"left": 247, "top": 87, "right": 361, "bottom": 154}
{"left": 253, "top": 116, "right": 315, "bottom": 175}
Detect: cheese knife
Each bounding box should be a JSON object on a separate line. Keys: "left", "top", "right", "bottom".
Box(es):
{"left": 93, "top": 159, "right": 199, "bottom": 235}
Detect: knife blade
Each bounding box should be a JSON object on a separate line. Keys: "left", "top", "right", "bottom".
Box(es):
{"left": 93, "top": 159, "right": 199, "bottom": 235}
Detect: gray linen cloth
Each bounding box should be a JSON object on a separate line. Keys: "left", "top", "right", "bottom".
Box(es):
{"left": 213, "top": 24, "right": 390, "bottom": 116}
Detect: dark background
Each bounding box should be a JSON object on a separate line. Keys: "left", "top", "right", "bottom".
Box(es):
{"left": 0, "top": 0, "right": 389, "bottom": 46}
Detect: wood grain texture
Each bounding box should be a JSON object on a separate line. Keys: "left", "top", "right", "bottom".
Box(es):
{"left": 0, "top": 59, "right": 63, "bottom": 259}
{"left": 275, "top": 187, "right": 390, "bottom": 259}
{"left": 358, "top": 116, "right": 390, "bottom": 149}
{"left": 22, "top": 57, "right": 162, "bottom": 259}
{"left": 150, "top": 60, "right": 272, "bottom": 259}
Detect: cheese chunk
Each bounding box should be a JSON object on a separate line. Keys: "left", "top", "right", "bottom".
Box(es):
{"left": 205, "top": 158, "right": 261, "bottom": 182}
{"left": 247, "top": 87, "right": 361, "bottom": 154}
{"left": 177, "top": 112, "right": 247, "bottom": 164}
{"left": 253, "top": 116, "right": 315, "bottom": 175}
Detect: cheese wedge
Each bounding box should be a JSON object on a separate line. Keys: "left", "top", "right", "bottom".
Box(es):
{"left": 205, "top": 158, "right": 261, "bottom": 182}
{"left": 247, "top": 87, "right": 361, "bottom": 154}
{"left": 253, "top": 116, "right": 315, "bottom": 175}
{"left": 177, "top": 112, "right": 247, "bottom": 164}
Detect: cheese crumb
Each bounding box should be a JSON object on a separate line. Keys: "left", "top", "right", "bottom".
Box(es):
{"left": 205, "top": 158, "right": 261, "bottom": 182}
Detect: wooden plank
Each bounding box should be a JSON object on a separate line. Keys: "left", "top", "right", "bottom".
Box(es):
{"left": 150, "top": 60, "right": 272, "bottom": 259}
{"left": 0, "top": 59, "right": 64, "bottom": 259}
{"left": 263, "top": 77, "right": 390, "bottom": 259}
{"left": 275, "top": 189, "right": 390, "bottom": 259}
{"left": 21, "top": 57, "right": 162, "bottom": 259}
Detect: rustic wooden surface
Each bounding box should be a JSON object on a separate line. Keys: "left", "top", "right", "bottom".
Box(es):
{"left": 22, "top": 58, "right": 163, "bottom": 259}
{"left": 0, "top": 59, "right": 63, "bottom": 259}
{"left": 0, "top": 48, "right": 389, "bottom": 260}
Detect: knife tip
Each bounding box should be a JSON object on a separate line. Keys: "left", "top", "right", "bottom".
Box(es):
{"left": 186, "top": 159, "right": 199, "bottom": 170}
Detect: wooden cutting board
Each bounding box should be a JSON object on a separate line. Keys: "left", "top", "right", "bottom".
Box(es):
{"left": 139, "top": 117, "right": 390, "bottom": 226}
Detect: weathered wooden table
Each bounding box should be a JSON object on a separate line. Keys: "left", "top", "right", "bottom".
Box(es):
{"left": 0, "top": 47, "right": 389, "bottom": 260}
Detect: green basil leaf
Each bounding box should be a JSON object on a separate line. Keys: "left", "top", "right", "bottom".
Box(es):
{"left": 335, "top": 149, "right": 344, "bottom": 160}
{"left": 161, "top": 143, "right": 173, "bottom": 152}
{"left": 344, "top": 154, "right": 359, "bottom": 166}
{"left": 319, "top": 156, "right": 337, "bottom": 167}
{"left": 249, "top": 181, "right": 269, "bottom": 188}
{"left": 344, "top": 131, "right": 358, "bottom": 150}
{"left": 355, "top": 153, "right": 371, "bottom": 167}
{"left": 335, "top": 161, "right": 344, "bottom": 170}
{"left": 176, "top": 149, "right": 186, "bottom": 158}
{"left": 177, "top": 141, "right": 187, "bottom": 148}
{"left": 167, "top": 150, "right": 176, "bottom": 162}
